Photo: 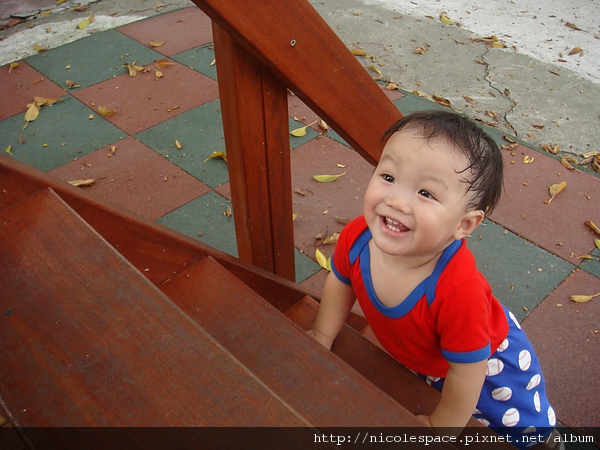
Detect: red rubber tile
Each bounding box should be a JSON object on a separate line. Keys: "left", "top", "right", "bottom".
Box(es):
{"left": 71, "top": 60, "right": 219, "bottom": 134}
{"left": 291, "top": 136, "right": 374, "bottom": 259}
{"left": 489, "top": 145, "right": 600, "bottom": 262}
{"left": 48, "top": 137, "right": 210, "bottom": 220}
{"left": 522, "top": 269, "right": 600, "bottom": 432}
{"left": 118, "top": 7, "right": 214, "bottom": 57}
{"left": 0, "top": 61, "right": 67, "bottom": 121}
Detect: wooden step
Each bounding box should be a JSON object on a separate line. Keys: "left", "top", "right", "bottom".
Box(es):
{"left": 159, "top": 256, "right": 437, "bottom": 430}
{"left": 0, "top": 189, "right": 310, "bottom": 431}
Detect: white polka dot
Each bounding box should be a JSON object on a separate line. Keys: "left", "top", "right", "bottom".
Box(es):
{"left": 477, "top": 418, "right": 491, "bottom": 427}
{"left": 518, "top": 349, "right": 532, "bottom": 371}
{"left": 533, "top": 391, "right": 541, "bottom": 412}
{"left": 497, "top": 338, "right": 509, "bottom": 352}
{"left": 492, "top": 386, "right": 513, "bottom": 402}
{"left": 487, "top": 358, "right": 504, "bottom": 376}
{"left": 473, "top": 407, "right": 482, "bottom": 415}
{"left": 526, "top": 373, "right": 541, "bottom": 390}
{"left": 525, "top": 443, "right": 539, "bottom": 448}
{"left": 547, "top": 406, "right": 556, "bottom": 426}
{"left": 523, "top": 426, "right": 537, "bottom": 434}
{"left": 502, "top": 408, "right": 520, "bottom": 427}
{"left": 509, "top": 311, "right": 522, "bottom": 329}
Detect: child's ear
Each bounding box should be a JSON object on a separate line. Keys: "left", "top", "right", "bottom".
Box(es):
{"left": 453, "top": 210, "right": 484, "bottom": 240}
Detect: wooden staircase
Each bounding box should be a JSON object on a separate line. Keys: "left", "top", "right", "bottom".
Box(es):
{"left": 0, "top": 156, "right": 519, "bottom": 448}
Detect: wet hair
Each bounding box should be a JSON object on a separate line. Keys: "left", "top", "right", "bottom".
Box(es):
{"left": 381, "top": 110, "right": 504, "bottom": 214}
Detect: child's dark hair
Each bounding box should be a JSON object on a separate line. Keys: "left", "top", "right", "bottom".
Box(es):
{"left": 381, "top": 110, "right": 504, "bottom": 214}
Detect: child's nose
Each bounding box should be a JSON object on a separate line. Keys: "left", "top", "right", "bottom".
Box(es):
{"left": 385, "top": 190, "right": 411, "bottom": 214}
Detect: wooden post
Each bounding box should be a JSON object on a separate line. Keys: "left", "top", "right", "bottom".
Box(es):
{"left": 213, "top": 24, "right": 295, "bottom": 281}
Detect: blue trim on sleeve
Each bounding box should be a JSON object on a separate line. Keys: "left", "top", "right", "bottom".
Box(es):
{"left": 442, "top": 343, "right": 491, "bottom": 364}
{"left": 330, "top": 256, "right": 351, "bottom": 285}
{"left": 349, "top": 228, "right": 372, "bottom": 265}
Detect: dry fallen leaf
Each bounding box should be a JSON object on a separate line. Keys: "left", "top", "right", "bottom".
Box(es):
{"left": 155, "top": 70, "right": 163, "bottom": 78}
{"left": 65, "top": 80, "right": 80, "bottom": 89}
{"left": 547, "top": 181, "right": 567, "bottom": 204}
{"left": 523, "top": 155, "right": 535, "bottom": 164}
{"left": 315, "top": 248, "right": 331, "bottom": 271}
{"left": 5, "top": 145, "right": 12, "bottom": 155}
{"left": 34, "top": 96, "right": 59, "bottom": 106}
{"left": 290, "top": 120, "right": 317, "bottom": 137}
{"left": 203, "top": 151, "right": 227, "bottom": 163}
{"left": 351, "top": 48, "right": 367, "bottom": 56}
{"left": 368, "top": 65, "right": 382, "bottom": 75}
{"left": 149, "top": 41, "right": 164, "bottom": 47}
{"left": 565, "top": 22, "right": 583, "bottom": 31}
{"left": 440, "top": 12, "right": 453, "bottom": 25}
{"left": 585, "top": 220, "right": 600, "bottom": 236}
{"left": 8, "top": 62, "right": 19, "bottom": 74}
{"left": 323, "top": 232, "right": 340, "bottom": 245}
{"left": 33, "top": 43, "right": 48, "bottom": 52}
{"left": 68, "top": 178, "right": 96, "bottom": 187}
{"left": 125, "top": 62, "right": 146, "bottom": 76}
{"left": 23, "top": 103, "right": 40, "bottom": 129}
{"left": 154, "top": 58, "right": 176, "bottom": 69}
{"left": 97, "top": 106, "right": 116, "bottom": 116}
{"left": 571, "top": 292, "right": 599, "bottom": 303}
{"left": 432, "top": 94, "right": 451, "bottom": 108}
{"left": 568, "top": 47, "right": 584, "bottom": 56}
{"left": 77, "top": 15, "right": 94, "bottom": 30}
{"left": 175, "top": 140, "right": 182, "bottom": 149}
{"left": 313, "top": 172, "right": 346, "bottom": 183}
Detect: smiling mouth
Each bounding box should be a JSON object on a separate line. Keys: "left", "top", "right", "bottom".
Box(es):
{"left": 384, "top": 216, "right": 410, "bottom": 233}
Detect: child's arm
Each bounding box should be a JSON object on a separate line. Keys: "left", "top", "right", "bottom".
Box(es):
{"left": 418, "top": 359, "right": 488, "bottom": 432}
{"left": 309, "top": 271, "right": 356, "bottom": 349}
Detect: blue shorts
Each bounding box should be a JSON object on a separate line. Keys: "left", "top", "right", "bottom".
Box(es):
{"left": 420, "top": 306, "right": 556, "bottom": 449}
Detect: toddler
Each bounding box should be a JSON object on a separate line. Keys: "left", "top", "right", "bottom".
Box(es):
{"left": 310, "top": 110, "right": 560, "bottom": 449}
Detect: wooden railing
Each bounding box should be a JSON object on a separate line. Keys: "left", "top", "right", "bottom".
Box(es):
{"left": 192, "top": 0, "right": 403, "bottom": 280}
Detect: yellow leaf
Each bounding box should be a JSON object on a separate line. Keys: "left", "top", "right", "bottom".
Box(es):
{"left": 175, "top": 140, "right": 182, "bottom": 149}
{"left": 149, "top": 41, "right": 164, "bottom": 47}
{"left": 290, "top": 120, "right": 317, "bottom": 137}
{"left": 523, "top": 155, "right": 535, "bottom": 164}
{"left": 34, "top": 96, "right": 59, "bottom": 106}
{"left": 24, "top": 103, "right": 39, "bottom": 123}
{"left": 315, "top": 248, "right": 331, "bottom": 271}
{"left": 155, "top": 70, "right": 163, "bottom": 78}
{"left": 368, "top": 65, "right": 382, "bottom": 75}
{"left": 8, "top": 62, "right": 19, "bottom": 74}
{"left": 323, "top": 232, "right": 340, "bottom": 245}
{"left": 125, "top": 62, "right": 146, "bottom": 76}
{"left": 33, "top": 43, "right": 48, "bottom": 52}
{"left": 5, "top": 145, "right": 12, "bottom": 155}
{"left": 97, "top": 106, "right": 116, "bottom": 116}
{"left": 57, "top": 0, "right": 66, "bottom": 4}
{"left": 585, "top": 221, "right": 600, "bottom": 236}
{"left": 570, "top": 293, "right": 599, "bottom": 303}
{"left": 440, "top": 12, "right": 453, "bottom": 25}
{"left": 596, "top": 239, "right": 600, "bottom": 251}
{"left": 292, "top": 214, "right": 298, "bottom": 221}
{"left": 547, "top": 181, "right": 566, "bottom": 204}
{"left": 351, "top": 48, "right": 367, "bottom": 56}
{"left": 77, "top": 15, "right": 94, "bottom": 29}
{"left": 65, "top": 80, "right": 80, "bottom": 89}
{"left": 203, "top": 151, "right": 227, "bottom": 163}
{"left": 313, "top": 172, "right": 346, "bottom": 183}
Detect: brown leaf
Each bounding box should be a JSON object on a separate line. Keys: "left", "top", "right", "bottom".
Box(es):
{"left": 8, "top": 62, "right": 19, "bottom": 74}
{"left": 149, "top": 41, "right": 164, "bottom": 47}
{"left": 34, "top": 43, "right": 48, "bottom": 52}
{"left": 23, "top": 103, "right": 40, "bottom": 128}
{"left": 154, "top": 58, "right": 176, "bottom": 69}
{"left": 34, "top": 96, "right": 59, "bottom": 106}
{"left": 541, "top": 144, "right": 559, "bottom": 155}
{"left": 565, "top": 22, "right": 583, "bottom": 31}
{"left": 568, "top": 47, "right": 584, "bottom": 56}
{"left": 351, "top": 48, "right": 367, "bottom": 56}
{"left": 432, "top": 94, "right": 451, "bottom": 108}
{"left": 65, "top": 80, "right": 80, "bottom": 89}
{"left": 68, "top": 178, "right": 96, "bottom": 187}
{"left": 560, "top": 156, "right": 577, "bottom": 170}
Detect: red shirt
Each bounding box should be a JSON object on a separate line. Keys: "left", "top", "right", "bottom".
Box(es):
{"left": 331, "top": 216, "right": 509, "bottom": 377}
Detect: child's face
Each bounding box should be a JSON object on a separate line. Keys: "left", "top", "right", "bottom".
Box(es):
{"left": 363, "top": 129, "right": 483, "bottom": 260}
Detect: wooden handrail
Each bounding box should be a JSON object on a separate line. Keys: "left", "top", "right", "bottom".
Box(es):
{"left": 191, "top": 0, "right": 403, "bottom": 278}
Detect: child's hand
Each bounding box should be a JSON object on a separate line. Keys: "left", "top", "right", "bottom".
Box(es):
{"left": 417, "top": 415, "right": 433, "bottom": 427}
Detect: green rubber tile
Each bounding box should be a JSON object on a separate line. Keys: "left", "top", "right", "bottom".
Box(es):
{"left": 156, "top": 191, "right": 321, "bottom": 283}
{"left": 0, "top": 96, "right": 125, "bottom": 171}
{"left": 579, "top": 247, "right": 600, "bottom": 278}
{"left": 158, "top": 191, "right": 238, "bottom": 257}
{"left": 25, "top": 30, "right": 165, "bottom": 89}
{"left": 135, "top": 100, "right": 228, "bottom": 188}
{"left": 289, "top": 117, "right": 320, "bottom": 149}
{"left": 172, "top": 45, "right": 217, "bottom": 81}
{"left": 466, "top": 219, "right": 574, "bottom": 321}
{"left": 393, "top": 90, "right": 448, "bottom": 115}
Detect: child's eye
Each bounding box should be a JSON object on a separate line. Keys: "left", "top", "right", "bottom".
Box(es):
{"left": 382, "top": 174, "right": 395, "bottom": 183}
{"left": 418, "top": 189, "right": 435, "bottom": 200}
